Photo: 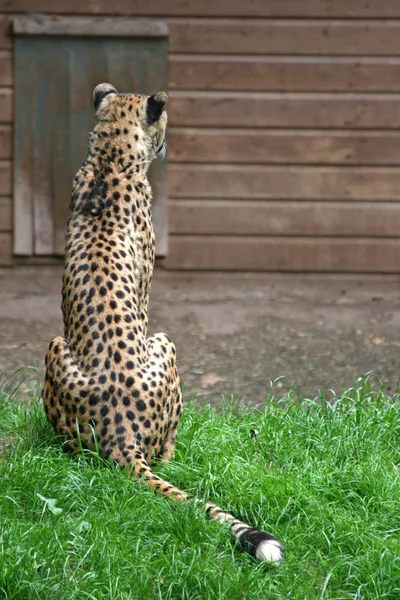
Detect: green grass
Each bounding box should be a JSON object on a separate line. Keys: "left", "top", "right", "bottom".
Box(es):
{"left": 0, "top": 373, "right": 399, "bottom": 600}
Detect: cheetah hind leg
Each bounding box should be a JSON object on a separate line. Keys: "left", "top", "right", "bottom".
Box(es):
{"left": 42, "top": 335, "right": 92, "bottom": 452}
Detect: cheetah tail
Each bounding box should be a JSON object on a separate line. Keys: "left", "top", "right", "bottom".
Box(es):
{"left": 134, "top": 457, "right": 284, "bottom": 565}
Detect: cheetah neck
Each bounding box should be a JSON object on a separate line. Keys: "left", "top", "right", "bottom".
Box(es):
{"left": 84, "top": 130, "right": 152, "bottom": 180}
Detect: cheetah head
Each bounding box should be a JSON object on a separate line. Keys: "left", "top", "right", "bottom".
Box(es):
{"left": 92, "top": 83, "right": 168, "bottom": 165}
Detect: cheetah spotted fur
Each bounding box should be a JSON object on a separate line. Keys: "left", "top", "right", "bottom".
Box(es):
{"left": 42, "top": 83, "right": 284, "bottom": 565}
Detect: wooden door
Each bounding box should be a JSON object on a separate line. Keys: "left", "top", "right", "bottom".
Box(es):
{"left": 12, "top": 16, "right": 169, "bottom": 257}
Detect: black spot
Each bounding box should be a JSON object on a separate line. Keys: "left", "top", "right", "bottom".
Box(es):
{"left": 136, "top": 399, "right": 147, "bottom": 411}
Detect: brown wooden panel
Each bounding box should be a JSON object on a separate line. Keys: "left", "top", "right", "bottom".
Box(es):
{"left": 0, "top": 160, "right": 11, "bottom": 195}
{"left": 12, "top": 15, "right": 168, "bottom": 37}
{"left": 4, "top": 0, "right": 400, "bottom": 18}
{"left": 0, "top": 88, "right": 12, "bottom": 123}
{"left": 169, "top": 91, "right": 400, "bottom": 129}
{"left": 170, "top": 200, "right": 400, "bottom": 237}
{"left": 169, "top": 129, "right": 400, "bottom": 166}
{"left": 168, "top": 164, "right": 400, "bottom": 201}
{"left": 0, "top": 17, "right": 11, "bottom": 50}
{"left": 0, "top": 197, "right": 12, "bottom": 230}
{"left": 0, "top": 232, "right": 12, "bottom": 265}
{"left": 169, "top": 56, "right": 400, "bottom": 93}
{"left": 0, "top": 51, "right": 12, "bottom": 86}
{"left": 168, "top": 20, "right": 400, "bottom": 56}
{"left": 166, "top": 236, "right": 400, "bottom": 272}
{"left": 0, "top": 125, "right": 11, "bottom": 159}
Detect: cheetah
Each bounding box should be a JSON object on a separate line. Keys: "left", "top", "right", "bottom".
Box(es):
{"left": 42, "top": 83, "right": 284, "bottom": 565}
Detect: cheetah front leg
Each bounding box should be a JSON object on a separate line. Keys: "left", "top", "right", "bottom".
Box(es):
{"left": 145, "top": 332, "right": 183, "bottom": 462}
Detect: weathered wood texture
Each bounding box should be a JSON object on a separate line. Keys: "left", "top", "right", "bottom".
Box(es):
{"left": 4, "top": 1, "right": 400, "bottom": 18}
{"left": 0, "top": 232, "right": 11, "bottom": 265}
{"left": 0, "top": 88, "right": 12, "bottom": 122}
{"left": 166, "top": 237, "right": 400, "bottom": 272}
{"left": 169, "top": 92, "right": 400, "bottom": 129}
{"left": 12, "top": 15, "right": 169, "bottom": 37}
{"left": 169, "top": 56, "right": 400, "bottom": 93}
{"left": 0, "top": 197, "right": 11, "bottom": 230}
{"left": 0, "top": 160, "right": 11, "bottom": 195}
{"left": 2, "top": 3, "right": 400, "bottom": 272}
{"left": 168, "top": 165, "right": 400, "bottom": 201}
{"left": 0, "top": 51, "right": 12, "bottom": 86}
{"left": 169, "top": 201, "right": 400, "bottom": 237}
{"left": 0, "top": 125, "right": 11, "bottom": 158}
{"left": 167, "top": 20, "right": 400, "bottom": 56}
{"left": 0, "top": 16, "right": 11, "bottom": 49}
{"left": 13, "top": 26, "right": 169, "bottom": 256}
{"left": 169, "top": 129, "right": 400, "bottom": 165}
{"left": 18, "top": 16, "right": 400, "bottom": 57}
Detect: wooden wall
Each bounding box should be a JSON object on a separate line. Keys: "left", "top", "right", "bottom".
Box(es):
{"left": 1, "top": 1, "right": 400, "bottom": 271}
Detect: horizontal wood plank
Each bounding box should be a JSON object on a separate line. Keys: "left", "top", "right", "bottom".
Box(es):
{"left": 8, "top": 15, "right": 400, "bottom": 55}
{"left": 169, "top": 200, "right": 400, "bottom": 237}
{"left": 12, "top": 15, "right": 169, "bottom": 37}
{"left": 166, "top": 236, "right": 400, "bottom": 272}
{"left": 0, "top": 197, "right": 12, "bottom": 230}
{"left": 0, "top": 125, "right": 11, "bottom": 159}
{"left": 169, "top": 56, "right": 400, "bottom": 93}
{"left": 0, "top": 88, "right": 12, "bottom": 123}
{"left": 168, "top": 128, "right": 400, "bottom": 165}
{"left": 4, "top": 0, "right": 400, "bottom": 18}
{"left": 0, "top": 160, "right": 11, "bottom": 195}
{"left": 169, "top": 91, "right": 400, "bottom": 129}
{"left": 168, "top": 20, "right": 400, "bottom": 56}
{"left": 168, "top": 164, "right": 400, "bottom": 200}
{"left": 0, "top": 232, "right": 12, "bottom": 265}
{"left": 0, "top": 52, "right": 12, "bottom": 87}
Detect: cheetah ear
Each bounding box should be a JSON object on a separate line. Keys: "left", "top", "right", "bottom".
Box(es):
{"left": 146, "top": 91, "right": 168, "bottom": 125}
{"left": 93, "top": 83, "right": 118, "bottom": 112}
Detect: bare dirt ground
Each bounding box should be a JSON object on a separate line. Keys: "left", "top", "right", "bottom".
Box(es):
{"left": 0, "top": 267, "right": 399, "bottom": 405}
